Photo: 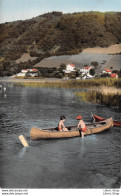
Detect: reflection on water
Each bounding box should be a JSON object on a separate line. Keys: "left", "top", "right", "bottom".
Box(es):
{"left": 18, "top": 147, "right": 30, "bottom": 159}
{"left": 0, "top": 84, "right": 120, "bottom": 188}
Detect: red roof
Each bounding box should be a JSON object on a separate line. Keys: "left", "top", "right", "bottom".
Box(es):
{"left": 32, "top": 69, "right": 38, "bottom": 71}
{"left": 110, "top": 73, "right": 118, "bottom": 78}
{"left": 70, "top": 64, "right": 75, "bottom": 67}
{"left": 105, "top": 69, "right": 112, "bottom": 72}
{"left": 84, "top": 66, "right": 90, "bottom": 69}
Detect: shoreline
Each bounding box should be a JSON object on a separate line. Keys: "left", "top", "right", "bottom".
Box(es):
{"left": 0, "top": 77, "right": 65, "bottom": 83}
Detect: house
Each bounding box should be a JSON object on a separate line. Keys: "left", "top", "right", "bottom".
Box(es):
{"left": 21, "top": 69, "right": 28, "bottom": 73}
{"left": 102, "top": 69, "right": 112, "bottom": 74}
{"left": 79, "top": 66, "right": 95, "bottom": 79}
{"left": 64, "top": 64, "right": 76, "bottom": 73}
{"left": 21, "top": 69, "right": 38, "bottom": 73}
{"left": 80, "top": 66, "right": 91, "bottom": 74}
{"left": 16, "top": 69, "right": 38, "bottom": 77}
{"left": 110, "top": 73, "right": 118, "bottom": 78}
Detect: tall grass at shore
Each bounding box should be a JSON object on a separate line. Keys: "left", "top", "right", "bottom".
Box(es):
{"left": 75, "top": 87, "right": 121, "bottom": 107}
{"left": 13, "top": 78, "right": 121, "bottom": 88}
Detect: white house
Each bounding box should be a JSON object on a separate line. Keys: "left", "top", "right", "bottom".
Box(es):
{"left": 64, "top": 64, "right": 76, "bottom": 73}
{"left": 80, "top": 66, "right": 91, "bottom": 74}
{"left": 80, "top": 66, "right": 95, "bottom": 79}
{"left": 110, "top": 73, "right": 118, "bottom": 78}
{"left": 102, "top": 69, "right": 112, "bottom": 74}
{"left": 16, "top": 69, "right": 38, "bottom": 77}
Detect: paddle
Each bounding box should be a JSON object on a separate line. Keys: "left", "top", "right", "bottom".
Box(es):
{"left": 19, "top": 135, "right": 29, "bottom": 147}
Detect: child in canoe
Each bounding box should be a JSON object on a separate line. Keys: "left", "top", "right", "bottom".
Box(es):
{"left": 76, "top": 115, "right": 87, "bottom": 138}
{"left": 58, "top": 116, "right": 68, "bottom": 131}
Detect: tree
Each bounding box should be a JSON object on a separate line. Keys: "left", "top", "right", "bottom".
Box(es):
{"left": 56, "top": 73, "right": 63, "bottom": 78}
{"left": 76, "top": 70, "right": 80, "bottom": 77}
{"left": 110, "top": 66, "right": 113, "bottom": 70}
{"left": 91, "top": 61, "right": 99, "bottom": 68}
{"left": 112, "top": 70, "right": 118, "bottom": 73}
{"left": 118, "top": 69, "right": 121, "bottom": 78}
{"left": 89, "top": 69, "right": 95, "bottom": 76}
{"left": 100, "top": 73, "right": 110, "bottom": 78}
{"left": 84, "top": 64, "right": 88, "bottom": 67}
{"left": 37, "top": 71, "right": 42, "bottom": 77}
{"left": 60, "top": 63, "right": 66, "bottom": 70}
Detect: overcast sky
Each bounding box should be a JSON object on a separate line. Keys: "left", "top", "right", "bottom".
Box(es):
{"left": 0, "top": 0, "right": 121, "bottom": 23}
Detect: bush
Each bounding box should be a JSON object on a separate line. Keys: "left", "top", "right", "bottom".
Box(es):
{"left": 100, "top": 73, "right": 110, "bottom": 78}
{"left": 37, "top": 71, "right": 42, "bottom": 77}
{"left": 118, "top": 69, "right": 121, "bottom": 78}
{"left": 25, "top": 72, "right": 31, "bottom": 77}
{"left": 56, "top": 73, "right": 63, "bottom": 78}
{"left": 112, "top": 70, "right": 119, "bottom": 73}
{"left": 91, "top": 61, "right": 99, "bottom": 68}
{"left": 89, "top": 69, "right": 95, "bottom": 76}
{"left": 60, "top": 63, "right": 66, "bottom": 70}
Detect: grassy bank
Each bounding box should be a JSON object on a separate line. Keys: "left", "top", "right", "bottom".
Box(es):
{"left": 14, "top": 76, "right": 44, "bottom": 79}
{"left": 75, "top": 87, "right": 121, "bottom": 107}
{"left": 13, "top": 78, "right": 121, "bottom": 88}
{"left": 11, "top": 78, "right": 121, "bottom": 107}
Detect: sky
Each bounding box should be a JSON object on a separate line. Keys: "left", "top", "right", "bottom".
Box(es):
{"left": 0, "top": 0, "right": 121, "bottom": 23}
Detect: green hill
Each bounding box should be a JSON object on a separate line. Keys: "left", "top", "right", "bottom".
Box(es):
{"left": 0, "top": 11, "right": 121, "bottom": 76}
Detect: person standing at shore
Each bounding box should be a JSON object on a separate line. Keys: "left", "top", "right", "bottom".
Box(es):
{"left": 58, "top": 116, "right": 68, "bottom": 131}
{"left": 76, "top": 115, "right": 87, "bottom": 138}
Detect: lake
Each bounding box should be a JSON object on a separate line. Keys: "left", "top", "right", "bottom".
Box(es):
{"left": 0, "top": 84, "right": 120, "bottom": 188}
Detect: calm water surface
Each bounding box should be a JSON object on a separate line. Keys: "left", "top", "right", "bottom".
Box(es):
{"left": 0, "top": 84, "right": 120, "bottom": 188}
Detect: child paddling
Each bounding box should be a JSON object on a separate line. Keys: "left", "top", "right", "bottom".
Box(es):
{"left": 58, "top": 116, "right": 68, "bottom": 131}
{"left": 76, "top": 115, "right": 87, "bottom": 138}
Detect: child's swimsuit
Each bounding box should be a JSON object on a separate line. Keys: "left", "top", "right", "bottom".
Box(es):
{"left": 58, "top": 123, "right": 63, "bottom": 131}
{"left": 80, "top": 126, "right": 87, "bottom": 132}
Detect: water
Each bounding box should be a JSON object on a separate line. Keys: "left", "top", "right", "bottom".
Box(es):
{"left": 0, "top": 84, "right": 120, "bottom": 188}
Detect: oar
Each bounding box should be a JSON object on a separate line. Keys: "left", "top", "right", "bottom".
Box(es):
{"left": 19, "top": 135, "right": 29, "bottom": 147}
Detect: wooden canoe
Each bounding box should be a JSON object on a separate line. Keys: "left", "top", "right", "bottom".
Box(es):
{"left": 30, "top": 118, "right": 113, "bottom": 140}
{"left": 91, "top": 113, "right": 121, "bottom": 127}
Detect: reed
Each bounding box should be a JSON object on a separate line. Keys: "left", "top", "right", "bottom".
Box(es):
{"left": 13, "top": 78, "right": 121, "bottom": 88}
{"left": 14, "top": 76, "right": 44, "bottom": 79}
{"left": 75, "top": 87, "right": 121, "bottom": 107}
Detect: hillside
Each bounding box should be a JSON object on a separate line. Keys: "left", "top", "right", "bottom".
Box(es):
{"left": 0, "top": 11, "right": 121, "bottom": 76}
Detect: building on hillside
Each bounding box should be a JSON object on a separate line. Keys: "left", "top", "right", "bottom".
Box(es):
{"left": 63, "top": 64, "right": 76, "bottom": 73}
{"left": 110, "top": 73, "right": 118, "bottom": 78}
{"left": 80, "top": 66, "right": 91, "bottom": 74}
{"left": 16, "top": 69, "right": 38, "bottom": 77}
{"left": 79, "top": 66, "right": 95, "bottom": 79}
{"left": 21, "top": 69, "right": 38, "bottom": 73}
{"left": 102, "top": 69, "right": 112, "bottom": 74}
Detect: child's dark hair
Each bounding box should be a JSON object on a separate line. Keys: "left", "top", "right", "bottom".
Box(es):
{"left": 60, "top": 116, "right": 66, "bottom": 120}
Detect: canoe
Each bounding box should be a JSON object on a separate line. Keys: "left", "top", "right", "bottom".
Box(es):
{"left": 91, "top": 113, "right": 121, "bottom": 127}
{"left": 30, "top": 117, "right": 113, "bottom": 140}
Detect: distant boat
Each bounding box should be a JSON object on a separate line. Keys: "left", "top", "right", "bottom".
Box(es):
{"left": 30, "top": 118, "right": 113, "bottom": 140}
{"left": 91, "top": 113, "right": 121, "bottom": 127}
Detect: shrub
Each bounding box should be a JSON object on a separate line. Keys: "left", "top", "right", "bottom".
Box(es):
{"left": 100, "top": 73, "right": 110, "bottom": 78}
{"left": 25, "top": 72, "right": 31, "bottom": 77}
{"left": 91, "top": 61, "right": 99, "bottom": 68}
{"left": 89, "top": 69, "right": 95, "bottom": 76}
